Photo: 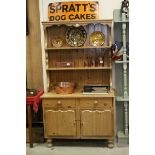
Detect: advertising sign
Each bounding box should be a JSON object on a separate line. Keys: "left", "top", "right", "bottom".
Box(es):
{"left": 48, "top": 1, "right": 99, "bottom": 21}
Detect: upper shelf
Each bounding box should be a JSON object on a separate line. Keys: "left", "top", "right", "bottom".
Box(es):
{"left": 45, "top": 46, "right": 111, "bottom": 50}
{"left": 46, "top": 67, "right": 112, "bottom": 71}
{"left": 113, "top": 9, "right": 129, "bottom": 23}
{"left": 115, "top": 60, "right": 129, "bottom": 64}
{"left": 42, "top": 19, "right": 112, "bottom": 28}
{"left": 43, "top": 20, "right": 112, "bottom": 49}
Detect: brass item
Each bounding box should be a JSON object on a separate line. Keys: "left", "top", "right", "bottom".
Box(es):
{"left": 52, "top": 37, "right": 63, "bottom": 48}
{"left": 89, "top": 31, "right": 105, "bottom": 47}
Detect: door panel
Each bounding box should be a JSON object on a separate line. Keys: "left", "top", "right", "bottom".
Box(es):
{"left": 81, "top": 110, "right": 113, "bottom": 137}
{"left": 45, "top": 110, "right": 58, "bottom": 136}
{"left": 58, "top": 110, "right": 76, "bottom": 136}
{"left": 45, "top": 110, "right": 76, "bottom": 136}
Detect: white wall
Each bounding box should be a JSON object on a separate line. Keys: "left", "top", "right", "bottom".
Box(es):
{"left": 39, "top": 0, "right": 122, "bottom": 21}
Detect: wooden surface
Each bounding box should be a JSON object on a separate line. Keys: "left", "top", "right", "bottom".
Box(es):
{"left": 45, "top": 110, "right": 76, "bottom": 136}
{"left": 46, "top": 24, "right": 111, "bottom": 48}
{"left": 27, "top": 104, "right": 33, "bottom": 148}
{"left": 43, "top": 99, "right": 76, "bottom": 108}
{"left": 41, "top": 20, "right": 115, "bottom": 147}
{"left": 46, "top": 67, "right": 112, "bottom": 70}
{"left": 42, "top": 97, "right": 115, "bottom": 143}
{"left": 26, "top": 0, "right": 43, "bottom": 89}
{"left": 42, "top": 20, "right": 112, "bottom": 28}
{"left": 79, "top": 98, "right": 112, "bottom": 108}
{"left": 42, "top": 20, "right": 113, "bottom": 92}
{"left": 41, "top": 90, "right": 115, "bottom": 98}
{"left": 45, "top": 46, "right": 111, "bottom": 50}
{"left": 48, "top": 70, "right": 111, "bottom": 91}
{"left": 81, "top": 110, "right": 113, "bottom": 136}
{"left": 47, "top": 48, "right": 111, "bottom": 68}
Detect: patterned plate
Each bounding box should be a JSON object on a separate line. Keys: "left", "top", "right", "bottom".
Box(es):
{"left": 66, "top": 26, "right": 87, "bottom": 47}
{"left": 89, "top": 31, "right": 105, "bottom": 47}
{"left": 52, "top": 37, "right": 63, "bottom": 48}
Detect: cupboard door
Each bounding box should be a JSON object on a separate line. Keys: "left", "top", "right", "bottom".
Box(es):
{"left": 45, "top": 110, "right": 76, "bottom": 136}
{"left": 81, "top": 110, "right": 113, "bottom": 137}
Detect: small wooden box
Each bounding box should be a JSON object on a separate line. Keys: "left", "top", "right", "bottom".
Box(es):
{"left": 56, "top": 62, "right": 74, "bottom": 67}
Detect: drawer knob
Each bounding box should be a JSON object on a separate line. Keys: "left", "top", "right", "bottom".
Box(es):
{"left": 57, "top": 101, "right": 62, "bottom": 105}
{"left": 94, "top": 100, "right": 98, "bottom": 105}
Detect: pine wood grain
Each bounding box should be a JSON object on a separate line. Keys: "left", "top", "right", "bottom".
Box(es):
{"left": 26, "top": 0, "right": 43, "bottom": 89}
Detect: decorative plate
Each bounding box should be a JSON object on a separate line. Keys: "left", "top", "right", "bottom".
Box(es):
{"left": 89, "top": 31, "right": 105, "bottom": 47}
{"left": 66, "top": 26, "right": 87, "bottom": 47}
{"left": 52, "top": 37, "right": 63, "bottom": 48}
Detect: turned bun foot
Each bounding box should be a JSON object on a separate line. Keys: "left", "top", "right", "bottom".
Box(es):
{"left": 108, "top": 139, "right": 114, "bottom": 148}
{"left": 47, "top": 139, "right": 53, "bottom": 148}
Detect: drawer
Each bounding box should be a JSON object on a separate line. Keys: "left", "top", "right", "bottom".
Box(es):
{"left": 43, "top": 99, "right": 76, "bottom": 108}
{"left": 79, "top": 98, "right": 113, "bottom": 108}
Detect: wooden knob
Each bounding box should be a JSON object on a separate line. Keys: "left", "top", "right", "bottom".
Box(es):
{"left": 94, "top": 100, "right": 98, "bottom": 105}
{"left": 57, "top": 100, "right": 62, "bottom": 105}
{"left": 104, "top": 103, "right": 107, "bottom": 106}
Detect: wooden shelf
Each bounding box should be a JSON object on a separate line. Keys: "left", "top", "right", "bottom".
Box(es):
{"left": 115, "top": 60, "right": 129, "bottom": 63}
{"left": 114, "top": 20, "right": 129, "bottom": 23}
{"left": 42, "top": 19, "right": 112, "bottom": 27}
{"left": 46, "top": 67, "right": 112, "bottom": 71}
{"left": 45, "top": 46, "right": 111, "bottom": 51}
{"left": 41, "top": 90, "right": 115, "bottom": 98}
{"left": 41, "top": 19, "right": 115, "bottom": 145}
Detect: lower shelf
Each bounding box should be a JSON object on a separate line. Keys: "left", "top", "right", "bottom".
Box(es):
{"left": 116, "top": 96, "right": 129, "bottom": 102}
{"left": 117, "top": 131, "right": 129, "bottom": 146}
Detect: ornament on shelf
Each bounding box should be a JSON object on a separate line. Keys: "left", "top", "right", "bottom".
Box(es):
{"left": 52, "top": 37, "right": 63, "bottom": 48}
{"left": 98, "top": 56, "right": 104, "bottom": 67}
{"left": 111, "top": 42, "right": 123, "bottom": 61}
{"left": 91, "top": 58, "right": 96, "bottom": 67}
{"left": 121, "top": 0, "right": 129, "bottom": 18}
{"left": 111, "top": 41, "right": 129, "bottom": 61}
